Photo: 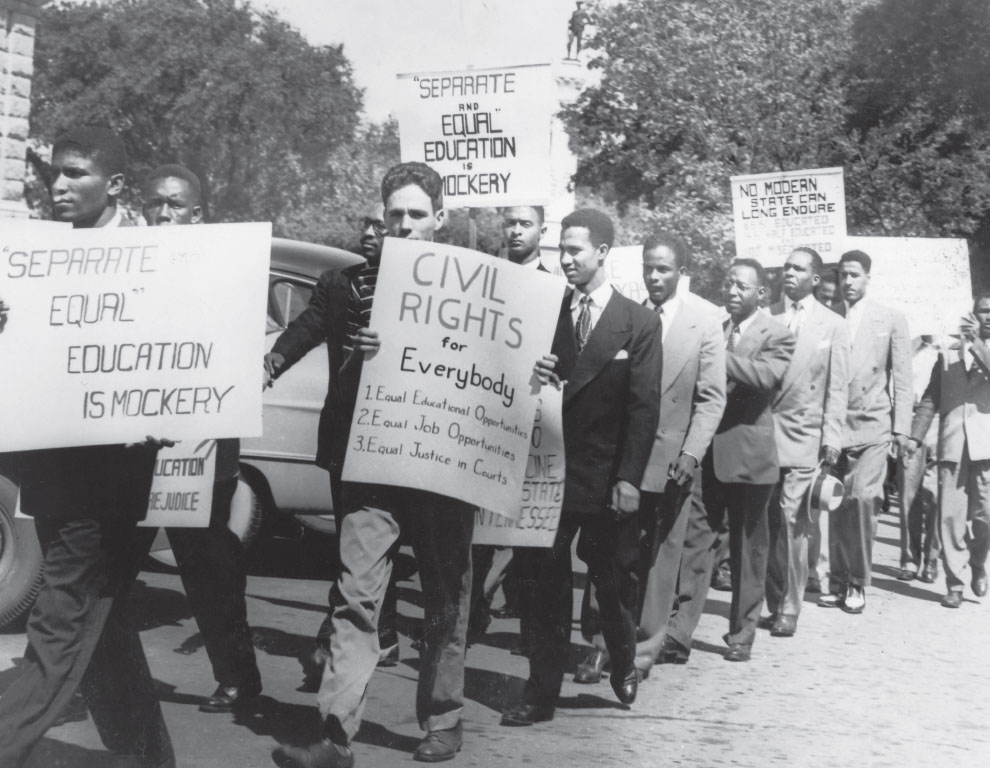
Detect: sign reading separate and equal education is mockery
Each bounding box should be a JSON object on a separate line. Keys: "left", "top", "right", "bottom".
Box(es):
{"left": 731, "top": 167, "right": 846, "bottom": 268}
{"left": 395, "top": 63, "right": 553, "bottom": 208}
{"left": 342, "top": 238, "right": 564, "bottom": 517}
{"left": 0, "top": 223, "right": 270, "bottom": 452}
{"left": 473, "top": 385, "right": 564, "bottom": 547}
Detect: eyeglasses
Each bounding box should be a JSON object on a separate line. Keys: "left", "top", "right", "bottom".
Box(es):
{"left": 358, "top": 217, "right": 386, "bottom": 236}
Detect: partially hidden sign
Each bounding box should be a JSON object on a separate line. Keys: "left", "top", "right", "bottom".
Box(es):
{"left": 0, "top": 223, "right": 270, "bottom": 451}
{"left": 342, "top": 238, "right": 564, "bottom": 517}
{"left": 396, "top": 63, "right": 553, "bottom": 208}
{"left": 141, "top": 440, "right": 217, "bottom": 528}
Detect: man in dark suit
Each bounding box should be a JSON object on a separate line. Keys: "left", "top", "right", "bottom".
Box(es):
{"left": 500, "top": 208, "right": 662, "bottom": 726}
{"left": 660, "top": 259, "right": 794, "bottom": 664}
{"left": 0, "top": 127, "right": 175, "bottom": 768}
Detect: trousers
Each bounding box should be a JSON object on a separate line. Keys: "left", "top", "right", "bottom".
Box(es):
{"left": 938, "top": 446, "right": 990, "bottom": 591}
{"left": 832, "top": 441, "right": 889, "bottom": 589}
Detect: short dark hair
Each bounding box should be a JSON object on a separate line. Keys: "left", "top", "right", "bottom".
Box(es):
{"left": 643, "top": 231, "right": 691, "bottom": 270}
{"left": 561, "top": 208, "right": 615, "bottom": 249}
{"left": 52, "top": 126, "right": 127, "bottom": 178}
{"left": 820, "top": 266, "right": 838, "bottom": 285}
{"left": 789, "top": 246, "right": 823, "bottom": 276}
{"left": 145, "top": 164, "right": 203, "bottom": 203}
{"left": 381, "top": 161, "right": 443, "bottom": 213}
{"left": 974, "top": 292, "right": 990, "bottom": 310}
{"left": 839, "top": 249, "right": 872, "bottom": 274}
{"left": 730, "top": 257, "right": 768, "bottom": 289}
{"left": 501, "top": 204, "right": 545, "bottom": 223}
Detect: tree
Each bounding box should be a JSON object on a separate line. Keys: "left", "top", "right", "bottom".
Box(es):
{"left": 30, "top": 0, "right": 364, "bottom": 228}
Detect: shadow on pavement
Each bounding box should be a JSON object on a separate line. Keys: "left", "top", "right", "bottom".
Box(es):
{"left": 691, "top": 638, "right": 729, "bottom": 657}
{"left": 25, "top": 737, "right": 144, "bottom": 768}
{"left": 869, "top": 570, "right": 943, "bottom": 603}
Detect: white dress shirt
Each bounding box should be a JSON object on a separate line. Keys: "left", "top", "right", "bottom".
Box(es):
{"left": 649, "top": 291, "right": 681, "bottom": 343}
{"left": 571, "top": 281, "right": 613, "bottom": 337}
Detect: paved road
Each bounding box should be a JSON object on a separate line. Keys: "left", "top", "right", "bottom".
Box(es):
{"left": 2, "top": 509, "right": 988, "bottom": 767}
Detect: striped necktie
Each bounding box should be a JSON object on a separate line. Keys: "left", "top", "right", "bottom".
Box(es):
{"left": 575, "top": 295, "right": 592, "bottom": 352}
{"left": 344, "top": 264, "right": 378, "bottom": 354}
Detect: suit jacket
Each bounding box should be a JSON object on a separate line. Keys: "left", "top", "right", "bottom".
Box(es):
{"left": 911, "top": 340, "right": 990, "bottom": 462}
{"left": 640, "top": 293, "right": 726, "bottom": 492}
{"left": 553, "top": 287, "right": 663, "bottom": 515}
{"left": 843, "top": 299, "right": 912, "bottom": 448}
{"left": 271, "top": 262, "right": 365, "bottom": 473}
{"left": 770, "top": 299, "right": 849, "bottom": 468}
{"left": 712, "top": 312, "right": 795, "bottom": 485}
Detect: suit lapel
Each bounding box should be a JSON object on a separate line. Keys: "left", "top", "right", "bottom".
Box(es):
{"left": 564, "top": 290, "right": 629, "bottom": 404}
{"left": 779, "top": 301, "right": 826, "bottom": 393}
{"left": 732, "top": 312, "right": 768, "bottom": 358}
{"left": 849, "top": 301, "right": 878, "bottom": 376}
{"left": 661, "top": 310, "right": 697, "bottom": 394}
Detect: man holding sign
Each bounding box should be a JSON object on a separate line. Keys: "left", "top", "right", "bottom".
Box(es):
{"left": 0, "top": 127, "right": 175, "bottom": 768}
{"left": 274, "top": 163, "right": 473, "bottom": 768}
{"left": 502, "top": 208, "right": 662, "bottom": 725}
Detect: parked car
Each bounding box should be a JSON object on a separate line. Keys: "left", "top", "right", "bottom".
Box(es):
{"left": 0, "top": 237, "right": 362, "bottom": 623}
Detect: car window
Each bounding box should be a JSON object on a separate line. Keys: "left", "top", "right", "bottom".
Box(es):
{"left": 268, "top": 278, "right": 314, "bottom": 332}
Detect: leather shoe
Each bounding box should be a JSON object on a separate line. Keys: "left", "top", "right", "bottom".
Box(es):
{"left": 199, "top": 681, "right": 261, "bottom": 713}
{"left": 500, "top": 701, "right": 554, "bottom": 726}
{"left": 573, "top": 648, "right": 609, "bottom": 683}
{"left": 971, "top": 567, "right": 988, "bottom": 597}
{"left": 841, "top": 586, "right": 865, "bottom": 614}
{"left": 941, "top": 590, "right": 963, "bottom": 608}
{"left": 896, "top": 567, "right": 916, "bottom": 581}
{"left": 919, "top": 560, "right": 938, "bottom": 584}
{"left": 610, "top": 667, "right": 638, "bottom": 705}
{"left": 413, "top": 722, "right": 462, "bottom": 763}
{"left": 817, "top": 592, "right": 844, "bottom": 608}
{"left": 377, "top": 643, "right": 399, "bottom": 667}
{"left": 806, "top": 576, "right": 822, "bottom": 594}
{"left": 724, "top": 644, "right": 751, "bottom": 662}
{"left": 657, "top": 635, "right": 690, "bottom": 664}
{"left": 272, "top": 739, "right": 354, "bottom": 768}
{"left": 711, "top": 567, "right": 733, "bottom": 592}
{"left": 757, "top": 614, "right": 777, "bottom": 631}
{"left": 770, "top": 615, "right": 797, "bottom": 637}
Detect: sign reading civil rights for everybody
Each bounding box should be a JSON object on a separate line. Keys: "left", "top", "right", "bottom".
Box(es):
{"left": 473, "top": 385, "right": 564, "bottom": 547}
{"left": 731, "top": 167, "right": 846, "bottom": 267}
{"left": 141, "top": 440, "right": 217, "bottom": 528}
{"left": 342, "top": 238, "right": 564, "bottom": 517}
{"left": 396, "top": 63, "right": 553, "bottom": 208}
{"left": 0, "top": 223, "right": 270, "bottom": 451}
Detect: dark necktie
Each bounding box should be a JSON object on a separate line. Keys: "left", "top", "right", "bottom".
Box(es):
{"left": 344, "top": 264, "right": 378, "bottom": 354}
{"left": 576, "top": 295, "right": 592, "bottom": 352}
{"left": 727, "top": 324, "right": 739, "bottom": 352}
{"left": 789, "top": 301, "right": 803, "bottom": 339}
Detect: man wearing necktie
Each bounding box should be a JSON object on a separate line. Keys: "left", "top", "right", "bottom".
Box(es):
{"left": 502, "top": 208, "right": 662, "bottom": 725}
{"left": 909, "top": 295, "right": 990, "bottom": 608}
{"left": 764, "top": 248, "right": 849, "bottom": 637}
{"left": 820, "top": 250, "right": 912, "bottom": 614}
{"left": 663, "top": 259, "right": 794, "bottom": 663}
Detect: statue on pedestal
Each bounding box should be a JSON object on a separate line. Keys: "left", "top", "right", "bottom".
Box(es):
{"left": 566, "top": 1, "right": 590, "bottom": 60}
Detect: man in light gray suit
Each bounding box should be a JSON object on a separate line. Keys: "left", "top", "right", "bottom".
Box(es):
{"left": 819, "top": 249, "right": 912, "bottom": 614}
{"left": 909, "top": 295, "right": 990, "bottom": 608}
{"left": 764, "top": 248, "right": 849, "bottom": 637}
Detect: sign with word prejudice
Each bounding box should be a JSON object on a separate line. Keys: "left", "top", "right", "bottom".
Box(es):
{"left": 842, "top": 236, "right": 972, "bottom": 339}
{"left": 0, "top": 223, "right": 270, "bottom": 451}
{"left": 342, "top": 238, "right": 564, "bottom": 517}
{"left": 396, "top": 63, "right": 553, "bottom": 208}
{"left": 473, "top": 385, "right": 564, "bottom": 547}
{"left": 140, "top": 440, "right": 217, "bottom": 528}
{"left": 731, "top": 167, "right": 846, "bottom": 268}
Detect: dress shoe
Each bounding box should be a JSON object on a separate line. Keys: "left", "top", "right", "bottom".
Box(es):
{"left": 919, "top": 560, "right": 938, "bottom": 584}
{"left": 841, "top": 586, "right": 865, "bottom": 614}
{"left": 724, "top": 644, "right": 751, "bottom": 662}
{"left": 896, "top": 567, "right": 916, "bottom": 581}
{"left": 710, "top": 567, "right": 733, "bottom": 592}
{"left": 491, "top": 604, "right": 519, "bottom": 619}
{"left": 610, "top": 667, "right": 638, "bottom": 705}
{"left": 757, "top": 614, "right": 777, "bottom": 631}
{"left": 500, "top": 701, "right": 554, "bottom": 726}
{"left": 272, "top": 739, "right": 354, "bottom": 768}
{"left": 770, "top": 615, "right": 797, "bottom": 637}
{"left": 806, "top": 576, "right": 822, "bottom": 594}
{"left": 573, "top": 648, "right": 609, "bottom": 684}
{"left": 817, "top": 592, "right": 844, "bottom": 608}
{"left": 377, "top": 643, "right": 399, "bottom": 667}
{"left": 199, "top": 681, "right": 262, "bottom": 713}
{"left": 657, "top": 635, "right": 690, "bottom": 664}
{"left": 414, "top": 722, "right": 462, "bottom": 763}
{"left": 971, "top": 567, "right": 988, "bottom": 597}
{"left": 941, "top": 590, "right": 963, "bottom": 609}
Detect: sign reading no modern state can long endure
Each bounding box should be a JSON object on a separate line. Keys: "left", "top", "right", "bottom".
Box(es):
{"left": 0, "top": 223, "right": 270, "bottom": 451}
{"left": 341, "top": 238, "right": 564, "bottom": 517}
{"left": 731, "top": 167, "right": 846, "bottom": 268}
{"left": 395, "top": 63, "right": 553, "bottom": 208}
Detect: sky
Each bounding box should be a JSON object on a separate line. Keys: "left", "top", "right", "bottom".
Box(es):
{"left": 258, "top": 0, "right": 583, "bottom": 122}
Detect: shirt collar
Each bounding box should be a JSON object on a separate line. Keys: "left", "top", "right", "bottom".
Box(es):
{"left": 733, "top": 310, "right": 759, "bottom": 337}
{"left": 571, "top": 281, "right": 613, "bottom": 310}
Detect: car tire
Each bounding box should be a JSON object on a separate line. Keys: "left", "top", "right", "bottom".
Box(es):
{"left": 293, "top": 513, "right": 337, "bottom": 536}
{"left": 146, "top": 475, "right": 264, "bottom": 570}
{"left": 0, "top": 475, "right": 44, "bottom": 628}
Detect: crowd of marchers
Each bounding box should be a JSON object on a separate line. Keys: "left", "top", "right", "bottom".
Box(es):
{"left": 1, "top": 124, "right": 987, "bottom": 768}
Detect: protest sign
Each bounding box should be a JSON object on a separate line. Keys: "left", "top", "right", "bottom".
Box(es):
{"left": 731, "top": 167, "right": 846, "bottom": 268}
{"left": 473, "top": 385, "right": 564, "bottom": 547}
{"left": 395, "top": 63, "right": 553, "bottom": 208}
{"left": 841, "top": 236, "right": 972, "bottom": 339}
{"left": 0, "top": 222, "right": 270, "bottom": 451}
{"left": 140, "top": 440, "right": 217, "bottom": 528}
{"left": 342, "top": 238, "right": 564, "bottom": 517}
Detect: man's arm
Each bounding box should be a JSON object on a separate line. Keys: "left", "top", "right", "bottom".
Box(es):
{"left": 615, "top": 310, "right": 663, "bottom": 496}
{"left": 679, "top": 315, "right": 727, "bottom": 465}
{"left": 889, "top": 308, "right": 914, "bottom": 438}
{"left": 821, "top": 320, "right": 850, "bottom": 462}
{"left": 910, "top": 357, "right": 940, "bottom": 451}
{"left": 265, "top": 269, "right": 339, "bottom": 381}
{"left": 725, "top": 322, "right": 795, "bottom": 392}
